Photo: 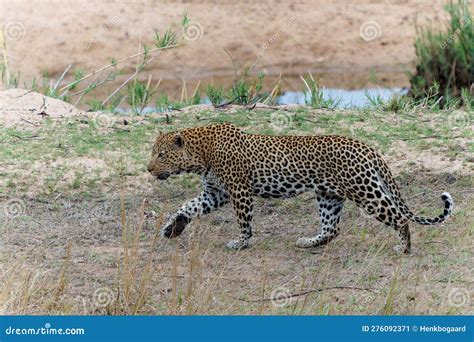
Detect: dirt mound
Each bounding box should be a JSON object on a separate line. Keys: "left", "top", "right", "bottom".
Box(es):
{"left": 0, "top": 88, "right": 84, "bottom": 128}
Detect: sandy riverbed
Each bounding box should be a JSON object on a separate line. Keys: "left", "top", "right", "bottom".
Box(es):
{"left": 2, "top": 0, "right": 461, "bottom": 96}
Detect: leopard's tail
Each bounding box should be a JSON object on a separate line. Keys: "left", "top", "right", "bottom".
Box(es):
{"left": 400, "top": 192, "right": 454, "bottom": 225}
{"left": 375, "top": 160, "right": 454, "bottom": 225}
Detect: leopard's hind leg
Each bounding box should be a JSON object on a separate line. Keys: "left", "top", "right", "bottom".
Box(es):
{"left": 393, "top": 221, "right": 411, "bottom": 254}
{"left": 359, "top": 193, "right": 411, "bottom": 254}
{"left": 296, "top": 192, "right": 345, "bottom": 248}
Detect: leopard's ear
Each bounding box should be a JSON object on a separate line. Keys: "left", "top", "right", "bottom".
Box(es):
{"left": 173, "top": 133, "right": 184, "bottom": 148}
{"left": 155, "top": 131, "right": 163, "bottom": 143}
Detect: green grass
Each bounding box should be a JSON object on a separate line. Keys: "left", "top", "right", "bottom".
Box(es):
{"left": 409, "top": 0, "right": 473, "bottom": 109}
{"left": 127, "top": 79, "right": 156, "bottom": 114}
{"left": 1, "top": 106, "right": 472, "bottom": 196}
{"left": 228, "top": 70, "right": 267, "bottom": 105}
{"left": 301, "top": 72, "right": 342, "bottom": 109}
{"left": 205, "top": 84, "right": 225, "bottom": 107}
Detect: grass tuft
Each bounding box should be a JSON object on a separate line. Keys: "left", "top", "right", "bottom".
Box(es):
{"left": 409, "top": 0, "right": 473, "bottom": 108}
{"left": 301, "top": 72, "right": 341, "bottom": 109}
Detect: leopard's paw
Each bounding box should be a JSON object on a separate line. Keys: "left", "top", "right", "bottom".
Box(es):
{"left": 226, "top": 239, "right": 249, "bottom": 250}
{"left": 296, "top": 237, "right": 315, "bottom": 248}
{"left": 161, "top": 214, "right": 190, "bottom": 238}
{"left": 393, "top": 244, "right": 410, "bottom": 255}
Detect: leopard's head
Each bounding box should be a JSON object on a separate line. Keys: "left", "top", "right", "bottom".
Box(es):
{"left": 147, "top": 131, "right": 205, "bottom": 180}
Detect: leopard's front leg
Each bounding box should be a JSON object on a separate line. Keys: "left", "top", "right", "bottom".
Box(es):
{"left": 161, "top": 177, "right": 229, "bottom": 238}
{"left": 225, "top": 185, "right": 254, "bottom": 250}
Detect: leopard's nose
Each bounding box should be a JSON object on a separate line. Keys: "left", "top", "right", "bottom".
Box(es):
{"left": 147, "top": 163, "right": 154, "bottom": 173}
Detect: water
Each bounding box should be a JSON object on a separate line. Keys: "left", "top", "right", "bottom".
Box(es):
{"left": 277, "top": 87, "right": 405, "bottom": 108}
{"left": 115, "top": 87, "right": 405, "bottom": 114}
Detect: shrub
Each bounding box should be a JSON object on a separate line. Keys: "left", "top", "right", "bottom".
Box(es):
{"left": 301, "top": 72, "right": 341, "bottom": 109}
{"left": 229, "top": 70, "right": 266, "bottom": 105}
{"left": 409, "top": 0, "right": 473, "bottom": 108}
{"left": 205, "top": 84, "right": 225, "bottom": 107}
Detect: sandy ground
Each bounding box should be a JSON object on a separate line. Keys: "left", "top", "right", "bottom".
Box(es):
{"left": 0, "top": 88, "right": 83, "bottom": 128}
{"left": 1, "top": 173, "right": 472, "bottom": 315}
{"left": 1, "top": 0, "right": 463, "bottom": 97}
{"left": 1, "top": 143, "right": 473, "bottom": 315}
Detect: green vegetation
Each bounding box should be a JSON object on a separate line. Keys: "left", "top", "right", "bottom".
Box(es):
{"left": 229, "top": 70, "right": 266, "bottom": 105}
{"left": 301, "top": 72, "right": 341, "bottom": 109}
{"left": 1, "top": 105, "right": 471, "bottom": 196}
{"left": 205, "top": 84, "right": 225, "bottom": 107}
{"left": 155, "top": 92, "right": 171, "bottom": 112}
{"left": 410, "top": 0, "right": 473, "bottom": 109}
{"left": 1, "top": 16, "right": 186, "bottom": 111}
{"left": 127, "top": 79, "right": 157, "bottom": 114}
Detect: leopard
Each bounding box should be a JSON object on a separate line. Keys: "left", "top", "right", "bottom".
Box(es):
{"left": 147, "top": 122, "right": 453, "bottom": 254}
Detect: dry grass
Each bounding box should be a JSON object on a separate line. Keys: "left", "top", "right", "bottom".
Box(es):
{"left": 0, "top": 106, "right": 472, "bottom": 315}
{"left": 1, "top": 172, "right": 472, "bottom": 315}
{"left": 0, "top": 195, "right": 163, "bottom": 315}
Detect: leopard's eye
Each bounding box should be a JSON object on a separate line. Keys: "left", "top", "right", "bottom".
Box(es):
{"left": 158, "top": 151, "right": 165, "bottom": 159}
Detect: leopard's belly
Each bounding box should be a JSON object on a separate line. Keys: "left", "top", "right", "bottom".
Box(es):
{"left": 250, "top": 169, "right": 316, "bottom": 198}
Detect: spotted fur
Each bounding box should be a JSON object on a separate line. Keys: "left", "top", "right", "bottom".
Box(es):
{"left": 147, "top": 123, "right": 454, "bottom": 253}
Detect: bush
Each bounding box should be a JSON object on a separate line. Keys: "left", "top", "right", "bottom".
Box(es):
{"left": 205, "top": 84, "right": 225, "bottom": 107}
{"left": 409, "top": 0, "right": 473, "bottom": 108}
{"left": 229, "top": 69, "right": 266, "bottom": 105}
